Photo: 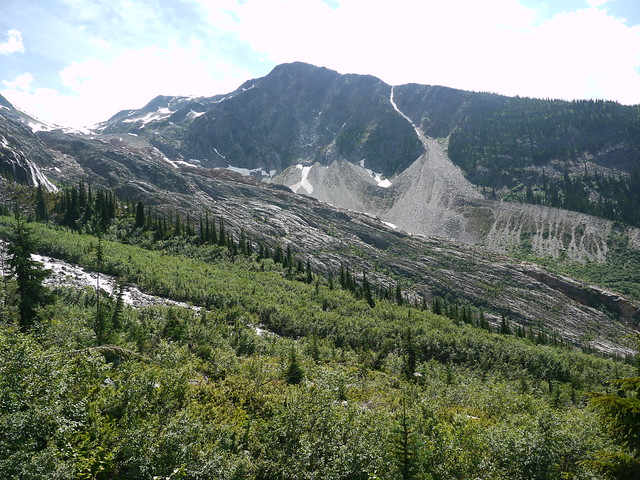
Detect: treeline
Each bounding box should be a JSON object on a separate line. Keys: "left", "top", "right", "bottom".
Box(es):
{"left": 512, "top": 168, "right": 640, "bottom": 227}
{"left": 446, "top": 96, "right": 640, "bottom": 226}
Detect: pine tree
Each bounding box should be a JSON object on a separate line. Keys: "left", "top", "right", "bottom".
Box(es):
{"left": 284, "top": 345, "right": 304, "bottom": 385}
{"left": 395, "top": 284, "right": 403, "bottom": 305}
{"left": 588, "top": 371, "right": 640, "bottom": 478}
{"left": 500, "top": 314, "right": 512, "bottom": 335}
{"left": 432, "top": 296, "right": 443, "bottom": 315}
{"left": 305, "top": 259, "right": 313, "bottom": 284}
{"left": 6, "top": 217, "right": 52, "bottom": 330}
{"left": 135, "top": 200, "right": 145, "bottom": 229}
{"left": 93, "top": 235, "right": 110, "bottom": 344}
{"left": 391, "top": 399, "right": 424, "bottom": 480}
{"left": 362, "top": 271, "right": 375, "bottom": 308}
{"left": 34, "top": 185, "right": 48, "bottom": 221}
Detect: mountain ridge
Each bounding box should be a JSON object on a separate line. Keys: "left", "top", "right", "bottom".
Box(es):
{"left": 0, "top": 62, "right": 639, "bottom": 353}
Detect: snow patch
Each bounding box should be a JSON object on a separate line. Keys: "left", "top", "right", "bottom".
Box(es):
{"left": 153, "top": 147, "right": 181, "bottom": 169}
{"left": 224, "top": 165, "right": 276, "bottom": 178}
{"left": 213, "top": 148, "right": 226, "bottom": 159}
{"left": 123, "top": 106, "right": 174, "bottom": 126}
{"left": 290, "top": 164, "right": 314, "bottom": 194}
{"left": 0, "top": 136, "right": 9, "bottom": 148}
{"left": 383, "top": 221, "right": 397, "bottom": 229}
{"left": 28, "top": 121, "right": 58, "bottom": 133}
{"left": 390, "top": 86, "right": 422, "bottom": 139}
{"left": 173, "top": 160, "right": 195, "bottom": 168}
{"left": 359, "top": 159, "right": 392, "bottom": 188}
{"left": 189, "top": 110, "right": 205, "bottom": 119}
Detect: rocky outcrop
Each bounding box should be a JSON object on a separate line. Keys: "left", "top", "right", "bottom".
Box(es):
{"left": 0, "top": 102, "right": 59, "bottom": 191}
{"left": 520, "top": 264, "right": 640, "bottom": 328}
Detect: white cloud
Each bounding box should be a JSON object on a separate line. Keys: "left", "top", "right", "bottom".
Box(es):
{"left": 2, "top": 73, "right": 33, "bottom": 91}
{"left": 3, "top": 43, "right": 253, "bottom": 128}
{"left": 0, "top": 29, "right": 25, "bottom": 55}
{"left": 221, "top": 0, "right": 640, "bottom": 104}
{"left": 4, "top": 0, "right": 640, "bottom": 128}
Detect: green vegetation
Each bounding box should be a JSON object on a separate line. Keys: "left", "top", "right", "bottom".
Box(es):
{"left": 446, "top": 96, "right": 640, "bottom": 226}
{"left": 520, "top": 229, "right": 640, "bottom": 302}
{"left": 0, "top": 184, "right": 638, "bottom": 478}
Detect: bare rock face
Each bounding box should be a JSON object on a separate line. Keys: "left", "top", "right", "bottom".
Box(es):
{"left": 0, "top": 100, "right": 58, "bottom": 192}
{"left": 520, "top": 265, "right": 640, "bottom": 328}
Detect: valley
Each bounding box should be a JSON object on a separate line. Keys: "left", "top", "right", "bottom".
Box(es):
{"left": 0, "top": 61, "right": 639, "bottom": 478}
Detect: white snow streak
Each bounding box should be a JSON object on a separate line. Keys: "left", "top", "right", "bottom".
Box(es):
{"left": 224, "top": 165, "right": 276, "bottom": 178}
{"left": 123, "top": 106, "right": 173, "bottom": 126}
{"left": 390, "top": 86, "right": 422, "bottom": 139}
{"left": 359, "top": 159, "right": 392, "bottom": 188}
{"left": 290, "top": 164, "right": 314, "bottom": 194}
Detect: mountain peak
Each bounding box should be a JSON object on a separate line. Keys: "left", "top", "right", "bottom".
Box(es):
{"left": 0, "top": 94, "right": 14, "bottom": 110}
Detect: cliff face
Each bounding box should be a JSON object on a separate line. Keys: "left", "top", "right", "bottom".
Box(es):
{"left": 521, "top": 265, "right": 640, "bottom": 328}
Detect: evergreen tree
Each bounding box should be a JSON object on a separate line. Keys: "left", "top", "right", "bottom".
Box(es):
{"left": 395, "top": 284, "right": 403, "bottom": 305}
{"left": 500, "top": 315, "right": 512, "bottom": 335}
{"left": 93, "top": 235, "right": 110, "bottom": 344}
{"left": 305, "top": 259, "right": 313, "bottom": 284}
{"left": 6, "top": 217, "right": 51, "bottom": 330}
{"left": 391, "top": 399, "right": 424, "bottom": 480}
{"left": 135, "top": 200, "right": 145, "bottom": 229}
{"left": 362, "top": 271, "right": 375, "bottom": 308}
{"left": 432, "top": 296, "right": 443, "bottom": 315}
{"left": 589, "top": 374, "right": 640, "bottom": 478}
{"left": 284, "top": 345, "right": 304, "bottom": 385}
{"left": 34, "top": 185, "right": 48, "bottom": 222}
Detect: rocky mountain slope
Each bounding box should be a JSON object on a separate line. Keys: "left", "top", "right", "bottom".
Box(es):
{"left": 92, "top": 62, "right": 640, "bottom": 261}
{"left": 0, "top": 68, "right": 639, "bottom": 355}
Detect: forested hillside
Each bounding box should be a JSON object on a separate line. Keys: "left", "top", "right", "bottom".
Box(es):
{"left": 1, "top": 184, "right": 639, "bottom": 479}
{"left": 444, "top": 96, "right": 640, "bottom": 226}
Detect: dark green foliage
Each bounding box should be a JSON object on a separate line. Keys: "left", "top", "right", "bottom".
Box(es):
{"left": 390, "top": 401, "right": 425, "bottom": 480}
{"left": 395, "top": 283, "right": 403, "bottom": 305}
{"left": 134, "top": 200, "right": 145, "bottom": 229}
{"left": 362, "top": 271, "right": 375, "bottom": 308}
{"left": 5, "top": 217, "right": 51, "bottom": 330}
{"left": 446, "top": 96, "right": 640, "bottom": 226}
{"left": 34, "top": 185, "right": 47, "bottom": 222}
{"left": 589, "top": 376, "right": 640, "bottom": 478}
{"left": 500, "top": 315, "right": 512, "bottom": 335}
{"left": 284, "top": 345, "right": 304, "bottom": 384}
{"left": 0, "top": 201, "right": 635, "bottom": 479}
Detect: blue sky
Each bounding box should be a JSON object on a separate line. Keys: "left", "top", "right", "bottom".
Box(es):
{"left": 1, "top": 0, "right": 639, "bottom": 128}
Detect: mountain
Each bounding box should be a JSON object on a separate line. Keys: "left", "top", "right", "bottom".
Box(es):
{"left": 0, "top": 95, "right": 58, "bottom": 192}
{"left": 3, "top": 67, "right": 640, "bottom": 479}
{"left": 95, "top": 62, "right": 640, "bottom": 259}
{"left": 0, "top": 64, "right": 639, "bottom": 355}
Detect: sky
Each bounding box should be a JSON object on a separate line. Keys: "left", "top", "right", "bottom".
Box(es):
{"left": 1, "top": 0, "right": 639, "bottom": 128}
